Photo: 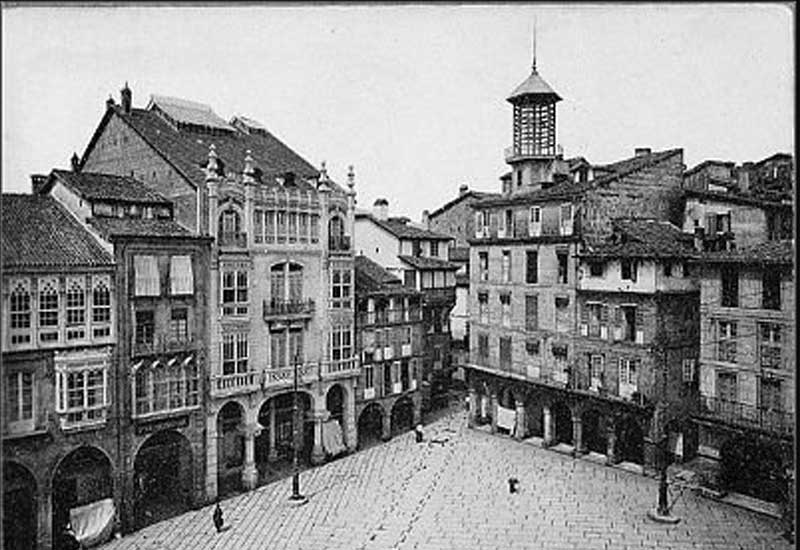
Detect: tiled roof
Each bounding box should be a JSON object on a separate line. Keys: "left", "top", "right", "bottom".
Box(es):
{"left": 700, "top": 240, "right": 794, "bottom": 265}
{"left": 428, "top": 190, "right": 500, "bottom": 219}
{"left": 82, "top": 101, "right": 340, "bottom": 192}
{"left": 1, "top": 194, "right": 113, "bottom": 269}
{"left": 354, "top": 255, "right": 410, "bottom": 294}
{"left": 507, "top": 68, "right": 562, "bottom": 102}
{"left": 88, "top": 217, "right": 194, "bottom": 239}
{"left": 148, "top": 95, "right": 236, "bottom": 131}
{"left": 580, "top": 219, "right": 697, "bottom": 259}
{"left": 684, "top": 188, "right": 788, "bottom": 208}
{"left": 448, "top": 246, "right": 470, "bottom": 263}
{"left": 357, "top": 213, "right": 454, "bottom": 241}
{"left": 49, "top": 169, "right": 170, "bottom": 204}
{"left": 398, "top": 255, "right": 460, "bottom": 270}
{"left": 476, "top": 149, "right": 682, "bottom": 207}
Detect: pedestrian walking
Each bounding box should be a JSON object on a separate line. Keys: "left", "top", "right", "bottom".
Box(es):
{"left": 213, "top": 502, "right": 224, "bottom": 533}
{"left": 415, "top": 423, "right": 424, "bottom": 443}
{"left": 508, "top": 477, "right": 519, "bottom": 494}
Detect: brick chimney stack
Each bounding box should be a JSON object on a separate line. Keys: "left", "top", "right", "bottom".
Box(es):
{"left": 459, "top": 184, "right": 469, "bottom": 196}
{"left": 373, "top": 198, "right": 388, "bottom": 221}
{"left": 121, "top": 82, "right": 132, "bottom": 114}
{"left": 71, "top": 152, "right": 80, "bottom": 172}
{"left": 30, "top": 174, "right": 48, "bottom": 195}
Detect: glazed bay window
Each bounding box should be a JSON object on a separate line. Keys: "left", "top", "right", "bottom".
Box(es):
{"left": 222, "top": 269, "right": 248, "bottom": 315}
{"left": 717, "top": 320, "right": 737, "bottom": 363}
{"left": 478, "top": 292, "right": 489, "bottom": 324}
{"left": 91, "top": 276, "right": 112, "bottom": 339}
{"left": 222, "top": 333, "right": 248, "bottom": 375}
{"left": 759, "top": 322, "right": 782, "bottom": 369}
{"left": 38, "top": 277, "right": 59, "bottom": 343}
{"left": 5, "top": 371, "right": 34, "bottom": 432}
{"left": 55, "top": 355, "right": 109, "bottom": 428}
{"left": 265, "top": 211, "right": 276, "bottom": 243}
{"left": 276, "top": 211, "right": 287, "bottom": 243}
{"left": 66, "top": 277, "right": 86, "bottom": 341}
{"left": 134, "top": 255, "right": 161, "bottom": 296}
{"left": 526, "top": 250, "right": 538, "bottom": 284}
{"left": 254, "top": 209, "right": 264, "bottom": 243}
{"left": 8, "top": 278, "right": 31, "bottom": 345}
{"left": 331, "top": 326, "right": 353, "bottom": 361}
{"left": 134, "top": 355, "right": 199, "bottom": 416}
{"left": 331, "top": 268, "right": 352, "bottom": 309}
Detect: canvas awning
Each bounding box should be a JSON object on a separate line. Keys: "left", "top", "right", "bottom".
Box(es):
{"left": 70, "top": 497, "right": 115, "bottom": 548}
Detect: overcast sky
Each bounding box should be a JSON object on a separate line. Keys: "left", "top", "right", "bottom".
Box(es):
{"left": 2, "top": 4, "right": 794, "bottom": 220}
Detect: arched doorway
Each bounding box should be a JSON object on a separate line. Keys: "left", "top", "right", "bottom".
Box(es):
{"left": 391, "top": 397, "right": 415, "bottom": 436}
{"left": 134, "top": 430, "right": 194, "bottom": 528}
{"left": 553, "top": 401, "right": 573, "bottom": 445}
{"left": 52, "top": 446, "right": 113, "bottom": 547}
{"left": 581, "top": 409, "right": 607, "bottom": 455}
{"left": 217, "top": 401, "right": 245, "bottom": 496}
{"left": 358, "top": 403, "right": 384, "bottom": 449}
{"left": 326, "top": 384, "right": 345, "bottom": 426}
{"left": 3, "top": 461, "right": 37, "bottom": 550}
{"left": 616, "top": 415, "right": 644, "bottom": 464}
{"left": 720, "top": 436, "right": 785, "bottom": 503}
{"left": 525, "top": 397, "right": 544, "bottom": 438}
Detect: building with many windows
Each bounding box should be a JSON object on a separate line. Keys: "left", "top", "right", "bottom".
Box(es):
{"left": 354, "top": 199, "right": 458, "bottom": 409}
{"left": 77, "top": 86, "right": 359, "bottom": 501}
{"left": 2, "top": 192, "right": 117, "bottom": 550}
{"left": 691, "top": 239, "right": 794, "bottom": 510}
{"left": 354, "top": 255, "right": 424, "bottom": 447}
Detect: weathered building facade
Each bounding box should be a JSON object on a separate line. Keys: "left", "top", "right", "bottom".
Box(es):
{"left": 354, "top": 256, "right": 424, "bottom": 447}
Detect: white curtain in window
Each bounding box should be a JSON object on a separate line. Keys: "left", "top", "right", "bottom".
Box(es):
{"left": 170, "top": 255, "right": 194, "bottom": 295}
{"left": 134, "top": 256, "right": 160, "bottom": 296}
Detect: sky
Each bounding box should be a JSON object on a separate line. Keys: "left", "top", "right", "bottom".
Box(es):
{"left": 2, "top": 4, "right": 794, "bottom": 221}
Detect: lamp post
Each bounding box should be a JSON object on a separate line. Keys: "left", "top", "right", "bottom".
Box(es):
{"left": 290, "top": 352, "right": 305, "bottom": 501}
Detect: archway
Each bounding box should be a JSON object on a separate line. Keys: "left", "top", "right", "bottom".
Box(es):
{"left": 358, "top": 403, "right": 385, "bottom": 449}
{"left": 581, "top": 409, "right": 607, "bottom": 455}
{"left": 720, "top": 436, "right": 785, "bottom": 503}
{"left": 255, "top": 392, "right": 314, "bottom": 481}
{"left": 52, "top": 446, "right": 113, "bottom": 546}
{"left": 616, "top": 415, "right": 644, "bottom": 464}
{"left": 3, "top": 461, "right": 37, "bottom": 550}
{"left": 134, "top": 430, "right": 194, "bottom": 528}
{"left": 326, "top": 384, "right": 345, "bottom": 426}
{"left": 553, "top": 401, "right": 573, "bottom": 445}
{"left": 525, "top": 396, "right": 544, "bottom": 438}
{"left": 217, "top": 401, "right": 245, "bottom": 496}
{"left": 391, "top": 397, "right": 415, "bottom": 436}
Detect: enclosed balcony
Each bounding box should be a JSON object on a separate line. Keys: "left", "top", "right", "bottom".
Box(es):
{"left": 328, "top": 235, "right": 352, "bottom": 254}
{"left": 218, "top": 232, "right": 248, "bottom": 249}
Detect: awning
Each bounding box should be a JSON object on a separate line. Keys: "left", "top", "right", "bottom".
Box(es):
{"left": 322, "top": 419, "right": 347, "bottom": 457}
{"left": 70, "top": 497, "right": 115, "bottom": 548}
{"left": 496, "top": 406, "right": 516, "bottom": 432}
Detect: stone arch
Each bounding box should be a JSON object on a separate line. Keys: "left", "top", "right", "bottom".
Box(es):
{"left": 391, "top": 396, "right": 415, "bottom": 436}
{"left": 552, "top": 401, "right": 573, "bottom": 445}
{"left": 498, "top": 386, "right": 516, "bottom": 409}
{"left": 615, "top": 414, "right": 645, "bottom": 464}
{"left": 133, "top": 430, "right": 194, "bottom": 528}
{"left": 358, "top": 402, "right": 385, "bottom": 449}
{"left": 581, "top": 408, "right": 608, "bottom": 455}
{"left": 51, "top": 446, "right": 113, "bottom": 544}
{"left": 3, "top": 461, "right": 37, "bottom": 550}
{"left": 326, "top": 383, "right": 346, "bottom": 426}
{"left": 256, "top": 392, "right": 314, "bottom": 465}
{"left": 217, "top": 400, "right": 246, "bottom": 496}
{"left": 524, "top": 392, "right": 545, "bottom": 438}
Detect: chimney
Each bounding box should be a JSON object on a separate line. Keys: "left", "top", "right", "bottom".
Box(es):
{"left": 30, "top": 174, "right": 48, "bottom": 195}
{"left": 634, "top": 147, "right": 651, "bottom": 157}
{"left": 120, "top": 82, "right": 132, "bottom": 114}
{"left": 458, "top": 184, "right": 468, "bottom": 196}
{"left": 421, "top": 209, "right": 430, "bottom": 229}
{"left": 70, "top": 152, "right": 80, "bottom": 172}
{"left": 693, "top": 226, "right": 706, "bottom": 252}
{"left": 373, "top": 198, "right": 388, "bottom": 221}
{"left": 737, "top": 162, "right": 753, "bottom": 194}
{"left": 106, "top": 95, "right": 115, "bottom": 109}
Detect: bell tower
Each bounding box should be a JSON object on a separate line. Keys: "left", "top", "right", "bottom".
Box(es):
{"left": 504, "top": 27, "right": 565, "bottom": 194}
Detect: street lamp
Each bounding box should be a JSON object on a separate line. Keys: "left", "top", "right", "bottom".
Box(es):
{"left": 290, "top": 352, "right": 305, "bottom": 501}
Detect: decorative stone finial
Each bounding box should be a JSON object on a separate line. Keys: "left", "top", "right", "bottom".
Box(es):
{"left": 320, "top": 161, "right": 328, "bottom": 181}
{"left": 207, "top": 144, "right": 218, "bottom": 174}
{"left": 347, "top": 165, "right": 355, "bottom": 189}
{"left": 244, "top": 150, "right": 255, "bottom": 176}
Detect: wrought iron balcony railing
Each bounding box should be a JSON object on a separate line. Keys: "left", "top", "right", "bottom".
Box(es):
{"left": 696, "top": 395, "right": 794, "bottom": 437}
{"left": 263, "top": 299, "right": 315, "bottom": 320}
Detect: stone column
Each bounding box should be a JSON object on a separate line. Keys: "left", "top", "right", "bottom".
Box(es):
{"left": 572, "top": 414, "right": 585, "bottom": 456}
{"left": 490, "top": 393, "right": 498, "bottom": 434}
{"left": 467, "top": 389, "right": 478, "bottom": 427}
{"left": 311, "top": 410, "right": 328, "bottom": 465}
{"left": 382, "top": 407, "right": 392, "bottom": 441}
{"left": 606, "top": 421, "right": 617, "bottom": 465}
{"left": 268, "top": 400, "right": 278, "bottom": 462}
{"left": 514, "top": 400, "right": 526, "bottom": 440}
{"left": 205, "top": 412, "right": 219, "bottom": 501}
{"left": 241, "top": 423, "right": 262, "bottom": 490}
{"left": 39, "top": 482, "right": 53, "bottom": 550}
{"left": 343, "top": 383, "right": 357, "bottom": 452}
{"left": 412, "top": 395, "right": 422, "bottom": 427}
{"left": 543, "top": 405, "right": 554, "bottom": 447}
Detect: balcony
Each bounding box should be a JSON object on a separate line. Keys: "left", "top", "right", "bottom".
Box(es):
{"left": 328, "top": 235, "right": 352, "bottom": 254}
{"left": 421, "top": 287, "right": 456, "bottom": 305}
{"left": 132, "top": 335, "right": 197, "bottom": 357}
{"left": 263, "top": 299, "right": 315, "bottom": 322}
{"left": 504, "top": 145, "right": 556, "bottom": 162}
{"left": 322, "top": 358, "right": 359, "bottom": 379}
{"left": 263, "top": 363, "right": 319, "bottom": 388}
{"left": 357, "top": 308, "right": 422, "bottom": 326}
{"left": 218, "top": 232, "right": 248, "bottom": 249}
{"left": 211, "top": 371, "right": 261, "bottom": 398}
{"left": 695, "top": 396, "right": 794, "bottom": 437}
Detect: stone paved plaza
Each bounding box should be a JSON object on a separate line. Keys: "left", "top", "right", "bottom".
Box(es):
{"left": 100, "top": 410, "right": 790, "bottom": 550}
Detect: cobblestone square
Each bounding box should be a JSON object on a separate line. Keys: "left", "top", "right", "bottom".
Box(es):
{"left": 99, "top": 410, "right": 790, "bottom": 550}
